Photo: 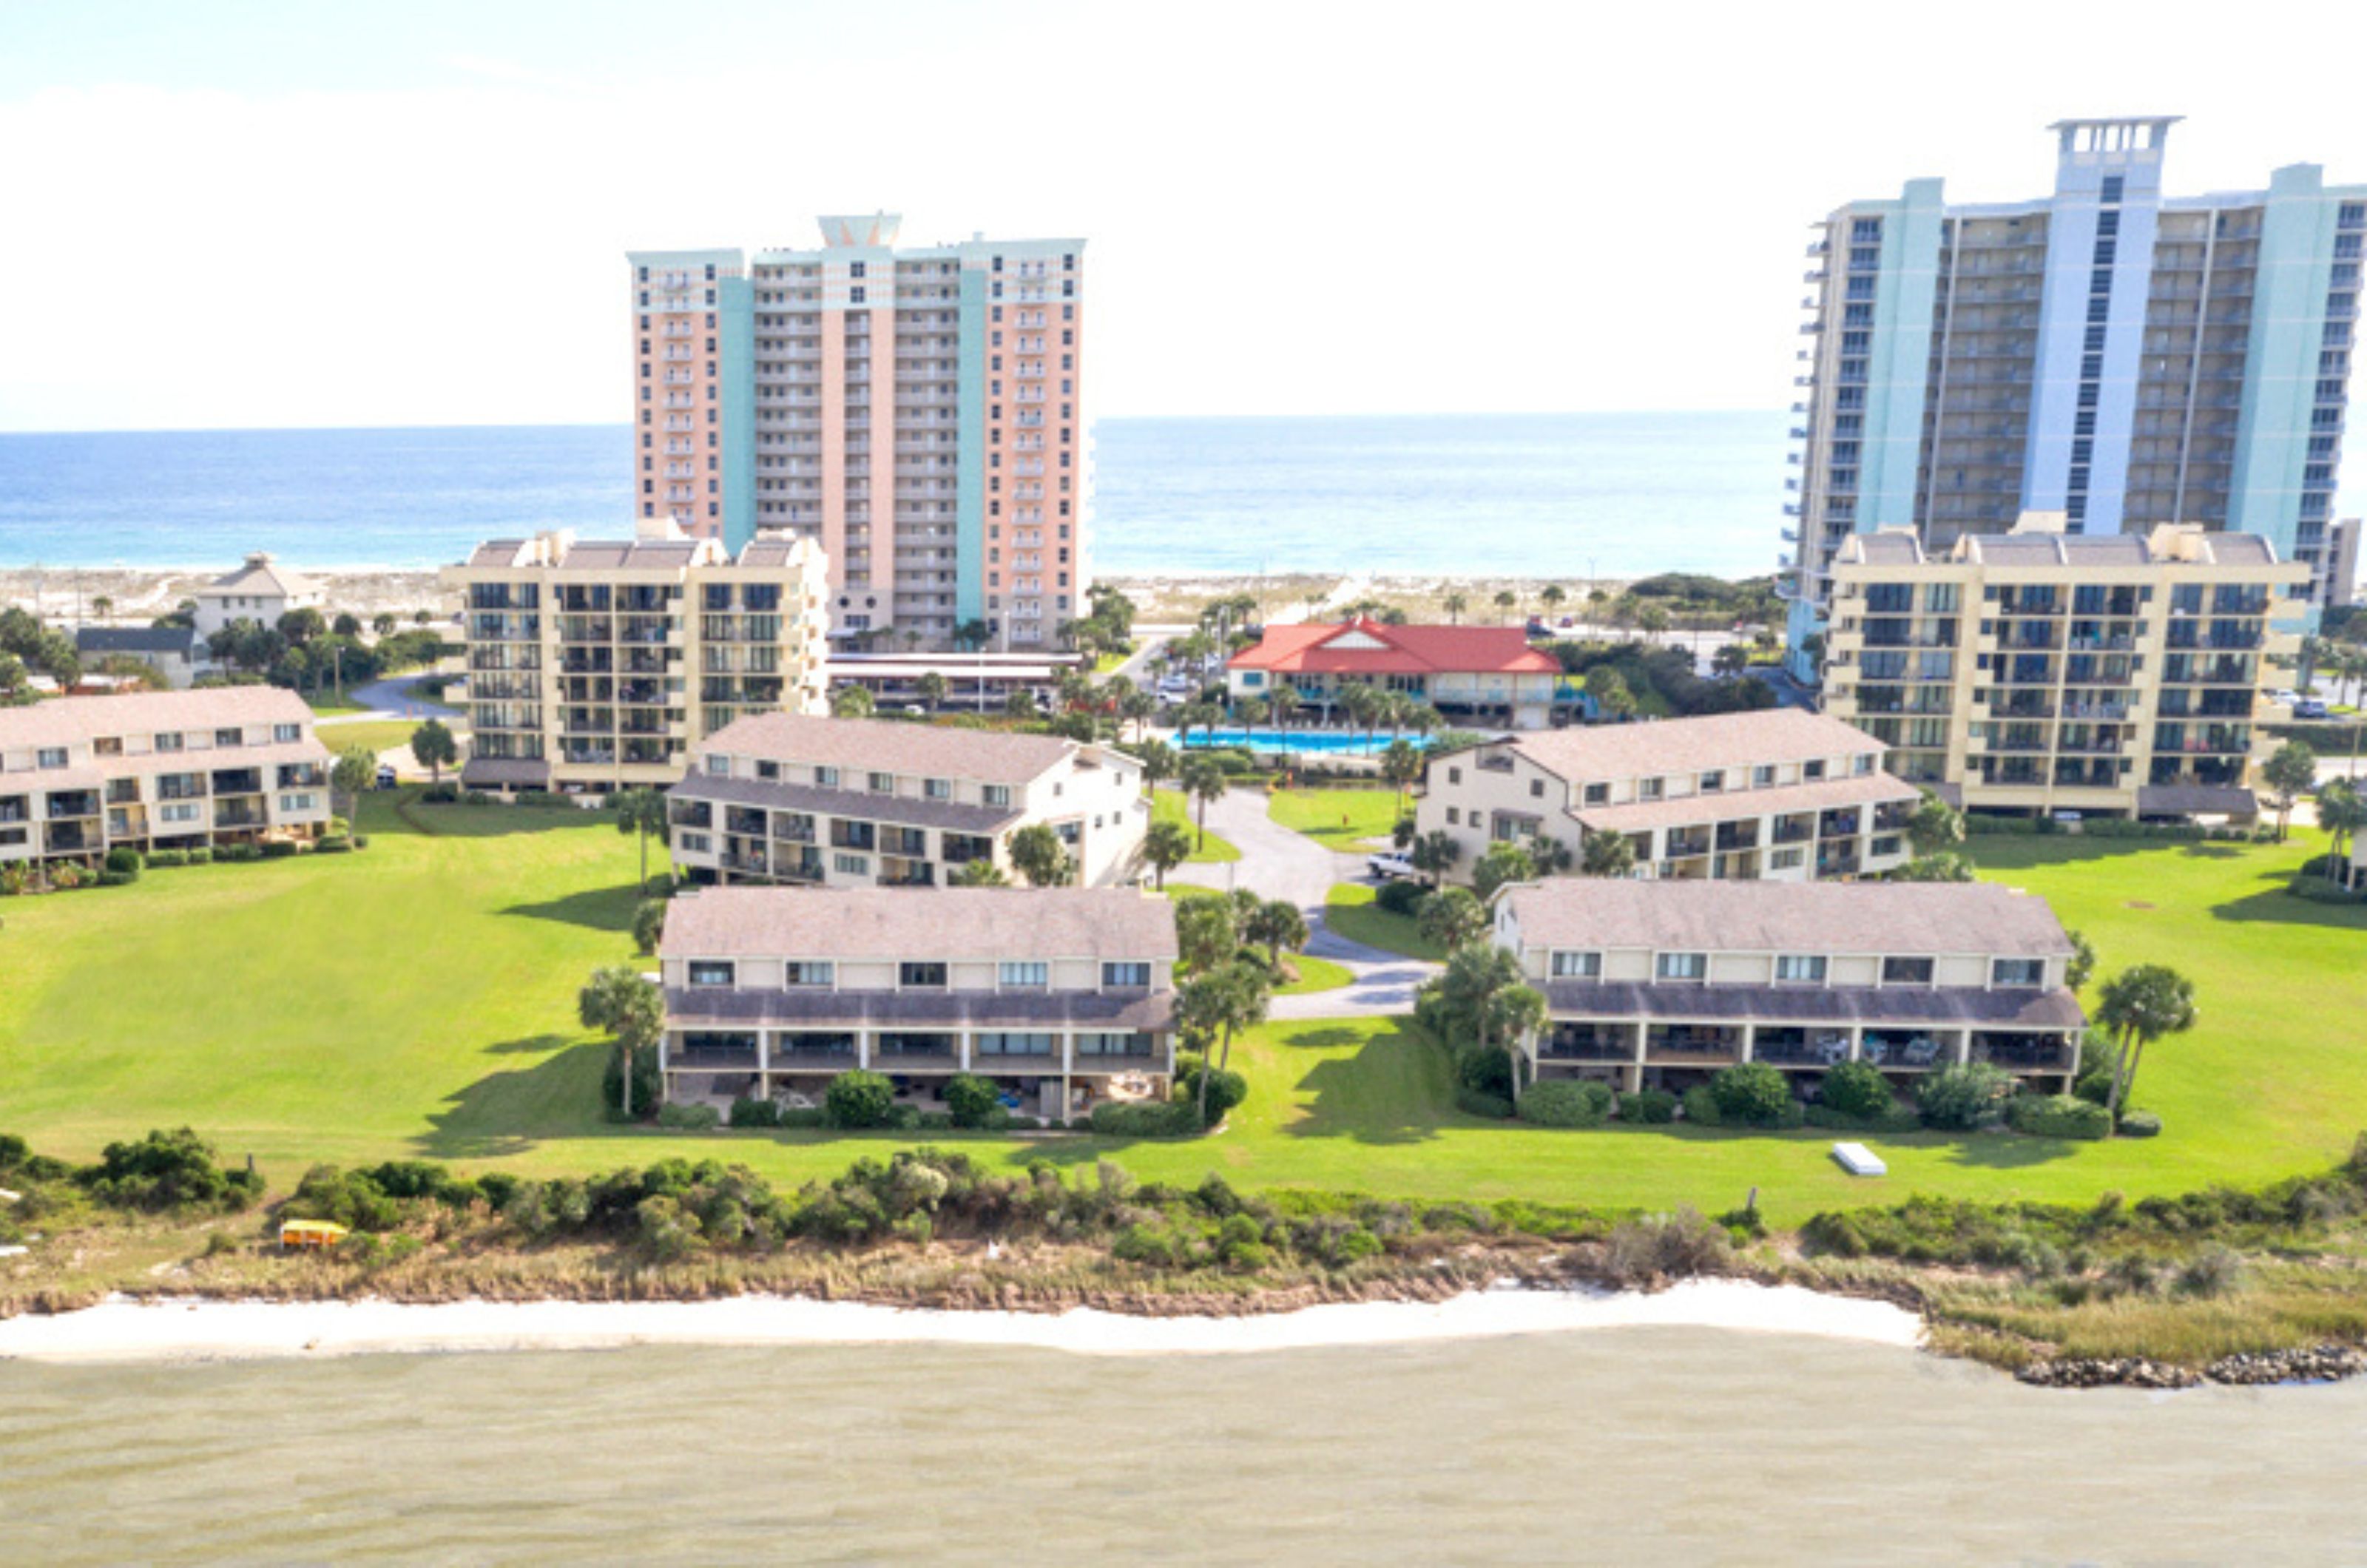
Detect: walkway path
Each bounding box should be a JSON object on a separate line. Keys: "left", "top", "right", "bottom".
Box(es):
{"left": 1165, "top": 786, "right": 1438, "bottom": 1019}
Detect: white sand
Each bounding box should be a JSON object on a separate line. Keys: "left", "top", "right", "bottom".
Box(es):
{"left": 0, "top": 1280, "right": 1920, "bottom": 1365}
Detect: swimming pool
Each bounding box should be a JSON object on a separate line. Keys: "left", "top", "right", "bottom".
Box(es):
{"left": 1176, "top": 728, "right": 1436, "bottom": 757}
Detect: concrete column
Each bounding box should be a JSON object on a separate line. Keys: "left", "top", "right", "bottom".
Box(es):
{"left": 1951, "top": 1029, "right": 1971, "bottom": 1066}
{"left": 1739, "top": 1024, "right": 1757, "bottom": 1063}
{"left": 1846, "top": 1025, "right": 1865, "bottom": 1062}
{"left": 959, "top": 1030, "right": 973, "bottom": 1071}
{"left": 1632, "top": 1021, "right": 1649, "bottom": 1067}
{"left": 757, "top": 1029, "right": 770, "bottom": 1081}
{"left": 857, "top": 1029, "right": 871, "bottom": 1069}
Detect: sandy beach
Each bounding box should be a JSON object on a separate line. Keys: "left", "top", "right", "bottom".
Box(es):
{"left": 0, "top": 1280, "right": 1922, "bottom": 1365}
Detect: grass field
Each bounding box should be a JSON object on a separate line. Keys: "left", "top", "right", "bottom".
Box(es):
{"left": 4, "top": 808, "right": 2365, "bottom": 1224}
{"left": 1152, "top": 788, "right": 1239, "bottom": 862}
{"left": 1268, "top": 788, "right": 1405, "bottom": 851}
{"left": 317, "top": 720, "right": 445, "bottom": 760}
{"left": 1273, "top": 953, "right": 1354, "bottom": 996}
{"left": 1323, "top": 882, "right": 1446, "bottom": 960}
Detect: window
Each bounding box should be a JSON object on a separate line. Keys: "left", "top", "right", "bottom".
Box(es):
{"left": 999, "top": 961, "right": 1049, "bottom": 989}
{"left": 215, "top": 727, "right": 243, "bottom": 748}
{"left": 831, "top": 853, "right": 868, "bottom": 876}
{"left": 1102, "top": 961, "right": 1152, "bottom": 988}
{"left": 1583, "top": 783, "right": 1610, "bottom": 806}
{"left": 1656, "top": 953, "right": 1708, "bottom": 981}
{"left": 784, "top": 961, "right": 835, "bottom": 987}
{"left": 1445, "top": 806, "right": 1461, "bottom": 825}
{"left": 277, "top": 793, "right": 316, "bottom": 814}
{"left": 816, "top": 766, "right": 840, "bottom": 788}
{"left": 1550, "top": 951, "right": 1601, "bottom": 979}
{"left": 703, "top": 754, "right": 729, "bottom": 777}
{"left": 1992, "top": 958, "right": 2044, "bottom": 987}
{"left": 1881, "top": 956, "right": 1935, "bottom": 985}
{"left": 1775, "top": 955, "right": 1828, "bottom": 984}
{"left": 678, "top": 831, "right": 711, "bottom": 854}
{"left": 273, "top": 723, "right": 301, "bottom": 743}
{"left": 757, "top": 761, "right": 780, "bottom": 781}
{"left": 899, "top": 962, "right": 948, "bottom": 988}
{"left": 155, "top": 732, "right": 183, "bottom": 753}
{"left": 977, "top": 1032, "right": 1053, "bottom": 1057}
{"left": 868, "top": 771, "right": 895, "bottom": 794}
{"left": 1447, "top": 766, "right": 1462, "bottom": 785}
{"left": 982, "top": 783, "right": 1010, "bottom": 808}
{"left": 924, "top": 778, "right": 952, "bottom": 800}
{"left": 1803, "top": 760, "right": 1826, "bottom": 780}
{"left": 1752, "top": 765, "right": 1776, "bottom": 788}
{"left": 1699, "top": 770, "right": 1723, "bottom": 794}
{"left": 1530, "top": 778, "right": 1544, "bottom": 798}
{"left": 36, "top": 747, "right": 67, "bottom": 769}
{"left": 1638, "top": 777, "right": 1664, "bottom": 801}
{"left": 1852, "top": 754, "right": 1876, "bottom": 776}
{"left": 688, "top": 961, "right": 735, "bottom": 987}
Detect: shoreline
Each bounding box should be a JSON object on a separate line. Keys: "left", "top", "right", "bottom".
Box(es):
{"left": 0, "top": 1278, "right": 1922, "bottom": 1366}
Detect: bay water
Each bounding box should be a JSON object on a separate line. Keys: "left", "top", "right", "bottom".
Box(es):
{"left": 7, "top": 1330, "right": 2367, "bottom": 1563}
{"left": 0, "top": 413, "right": 1788, "bottom": 580}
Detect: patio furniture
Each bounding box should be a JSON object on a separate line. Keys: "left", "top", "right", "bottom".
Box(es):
{"left": 1903, "top": 1037, "right": 1943, "bottom": 1068}
{"left": 1813, "top": 1036, "right": 1851, "bottom": 1066}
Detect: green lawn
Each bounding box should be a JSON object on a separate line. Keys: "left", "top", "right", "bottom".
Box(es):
{"left": 5, "top": 813, "right": 2366, "bottom": 1226}
{"left": 1152, "top": 788, "right": 1239, "bottom": 862}
{"left": 317, "top": 720, "right": 443, "bottom": 759}
{"left": 305, "top": 694, "right": 368, "bottom": 717}
{"left": 1274, "top": 953, "right": 1354, "bottom": 996}
{"left": 1269, "top": 788, "right": 1405, "bottom": 851}
{"left": 1323, "top": 882, "right": 1446, "bottom": 961}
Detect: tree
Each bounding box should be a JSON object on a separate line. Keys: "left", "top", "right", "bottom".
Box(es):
{"left": 332, "top": 611, "right": 363, "bottom": 639}
{"left": 1418, "top": 885, "right": 1488, "bottom": 952}
{"left": 91, "top": 595, "right": 113, "bottom": 624}
{"left": 1439, "top": 939, "right": 1524, "bottom": 1057}
{"left": 1142, "top": 820, "right": 1193, "bottom": 890}
{"left": 2064, "top": 927, "right": 2098, "bottom": 992}
{"left": 916, "top": 670, "right": 948, "bottom": 710}
{"left": 1711, "top": 643, "right": 1751, "bottom": 678}
{"left": 1178, "top": 959, "right": 1272, "bottom": 1124}
{"left": 1905, "top": 789, "right": 1966, "bottom": 859}
{"left": 372, "top": 612, "right": 398, "bottom": 638}
{"left": 1485, "top": 983, "right": 1550, "bottom": 1099}
{"left": 1007, "top": 822, "right": 1073, "bottom": 887}
{"left": 94, "top": 654, "right": 168, "bottom": 692}
{"left": 1176, "top": 700, "right": 1220, "bottom": 744}
{"left": 1131, "top": 736, "right": 1177, "bottom": 794}
{"left": 1637, "top": 604, "right": 1672, "bottom": 638}
{"left": 1243, "top": 898, "right": 1309, "bottom": 968}
{"left": 409, "top": 718, "right": 458, "bottom": 785}
{"left": 953, "top": 858, "right": 1010, "bottom": 887}
{"left": 1173, "top": 894, "right": 1238, "bottom": 974}
{"left": 2314, "top": 777, "right": 2367, "bottom": 887}
{"left": 1235, "top": 694, "right": 1269, "bottom": 729}
{"left": 2094, "top": 964, "right": 2198, "bottom": 1131}
{"left": 632, "top": 898, "right": 669, "bottom": 956}
{"left": 1004, "top": 687, "right": 1041, "bottom": 722}
{"left": 1267, "top": 684, "right": 1300, "bottom": 732}
{"left": 830, "top": 684, "right": 877, "bottom": 720}
{"left": 277, "top": 606, "right": 326, "bottom": 646}
{"left": 0, "top": 651, "right": 27, "bottom": 703}
{"left": 2260, "top": 740, "right": 2317, "bottom": 842}
{"left": 614, "top": 786, "right": 669, "bottom": 893}
{"left": 1584, "top": 665, "right": 1635, "bottom": 721}
{"left": 1118, "top": 686, "right": 1155, "bottom": 740}
{"left": 1180, "top": 754, "right": 1227, "bottom": 851}
{"left": 1380, "top": 737, "right": 1425, "bottom": 814}
{"left": 1493, "top": 589, "right": 1518, "bottom": 624}
{"left": 1539, "top": 584, "right": 1567, "bottom": 621}
{"left": 1409, "top": 828, "right": 1462, "bottom": 888}
{"left": 413, "top": 609, "right": 434, "bottom": 627}
{"left": 578, "top": 966, "right": 663, "bottom": 1120}
{"left": 1527, "top": 834, "right": 1573, "bottom": 877}
{"left": 1891, "top": 851, "right": 1976, "bottom": 883}
{"left": 1578, "top": 830, "right": 1637, "bottom": 879}
{"left": 1442, "top": 592, "right": 1468, "bottom": 626}
{"left": 330, "top": 743, "right": 377, "bottom": 820}
{"left": 1473, "top": 839, "right": 1536, "bottom": 902}
{"left": 1393, "top": 811, "right": 1417, "bottom": 851}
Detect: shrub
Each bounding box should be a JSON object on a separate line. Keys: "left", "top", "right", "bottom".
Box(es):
{"left": 2007, "top": 1093, "right": 2112, "bottom": 1140}
{"left": 352, "top": 834, "right": 370, "bottom": 850}
{"left": 824, "top": 1071, "right": 897, "bottom": 1129}
{"left": 655, "top": 1102, "right": 720, "bottom": 1130}
{"left": 1216, "top": 1212, "right": 1271, "bottom": 1271}
{"left": 1112, "top": 1221, "right": 1185, "bottom": 1266}
{"left": 942, "top": 1073, "right": 1002, "bottom": 1129}
{"left": 1517, "top": 1078, "right": 1615, "bottom": 1129}
{"left": 104, "top": 847, "right": 142, "bottom": 879}
{"left": 145, "top": 849, "right": 188, "bottom": 868}
{"left": 421, "top": 785, "right": 459, "bottom": 804}
{"left": 1088, "top": 1100, "right": 1202, "bottom": 1138}
{"left": 728, "top": 1096, "right": 783, "bottom": 1129}
{"left": 1917, "top": 1062, "right": 2014, "bottom": 1131}
{"left": 2118, "top": 1109, "right": 2164, "bottom": 1139}
{"left": 2072, "top": 1063, "right": 2116, "bottom": 1107}
{"left": 260, "top": 839, "right": 300, "bottom": 859}
{"left": 216, "top": 843, "right": 260, "bottom": 862}
{"left": 2175, "top": 1243, "right": 2244, "bottom": 1299}
{"left": 1817, "top": 1060, "right": 1894, "bottom": 1121}
{"left": 1374, "top": 879, "right": 1427, "bottom": 916}
{"left": 1454, "top": 1086, "right": 1515, "bottom": 1120}
{"left": 1680, "top": 1085, "right": 1721, "bottom": 1126}
{"left": 1175, "top": 1061, "right": 1248, "bottom": 1121}
{"left": 601, "top": 1044, "right": 660, "bottom": 1121}
{"left": 1456, "top": 1044, "right": 1516, "bottom": 1100}
{"left": 1707, "top": 1064, "right": 1792, "bottom": 1127}
{"left": 314, "top": 836, "right": 354, "bottom": 854}
{"left": 186, "top": 847, "right": 213, "bottom": 865}
{"left": 1803, "top": 1101, "right": 1922, "bottom": 1134}
{"left": 1601, "top": 1208, "right": 1729, "bottom": 1287}
{"left": 96, "top": 870, "right": 137, "bottom": 887}
{"left": 1619, "top": 1089, "right": 1678, "bottom": 1124}
{"left": 81, "top": 1127, "right": 263, "bottom": 1212}
{"left": 777, "top": 1108, "right": 826, "bottom": 1130}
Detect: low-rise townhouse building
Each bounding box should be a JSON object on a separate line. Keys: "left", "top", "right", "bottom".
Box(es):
{"left": 1493, "top": 878, "right": 2087, "bottom": 1097}
{"left": 666, "top": 713, "right": 1147, "bottom": 889}
{"left": 0, "top": 688, "right": 332, "bottom": 868}
{"left": 1414, "top": 709, "right": 1919, "bottom": 882}
{"left": 656, "top": 886, "right": 1177, "bottom": 1121}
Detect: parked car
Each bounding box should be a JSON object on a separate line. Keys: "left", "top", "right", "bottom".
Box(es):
{"left": 374, "top": 764, "right": 399, "bottom": 789}
{"left": 1366, "top": 852, "right": 1419, "bottom": 882}
{"left": 2295, "top": 699, "right": 2331, "bottom": 720}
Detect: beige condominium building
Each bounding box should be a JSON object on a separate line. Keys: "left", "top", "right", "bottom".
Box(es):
{"left": 1823, "top": 517, "right": 2311, "bottom": 819}
{"left": 0, "top": 688, "right": 331, "bottom": 868}
{"left": 655, "top": 886, "right": 1175, "bottom": 1121}
{"left": 666, "top": 713, "right": 1148, "bottom": 890}
{"left": 442, "top": 521, "right": 828, "bottom": 794}
{"left": 1414, "top": 709, "right": 1919, "bottom": 883}
{"left": 1494, "top": 879, "right": 2087, "bottom": 1096}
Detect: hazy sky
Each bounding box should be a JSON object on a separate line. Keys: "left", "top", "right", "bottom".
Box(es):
{"left": 4, "top": 0, "right": 2364, "bottom": 430}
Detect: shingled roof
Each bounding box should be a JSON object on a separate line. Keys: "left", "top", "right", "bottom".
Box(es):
{"left": 1227, "top": 620, "right": 1560, "bottom": 677}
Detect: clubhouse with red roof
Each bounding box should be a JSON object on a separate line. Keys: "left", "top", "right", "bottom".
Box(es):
{"left": 1224, "top": 619, "right": 1564, "bottom": 729}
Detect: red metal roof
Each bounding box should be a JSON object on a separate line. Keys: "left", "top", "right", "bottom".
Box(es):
{"left": 1226, "top": 619, "right": 1560, "bottom": 677}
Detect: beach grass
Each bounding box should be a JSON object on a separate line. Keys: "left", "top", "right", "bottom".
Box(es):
{"left": 1152, "top": 787, "right": 1240, "bottom": 862}
{"left": 5, "top": 809, "right": 2366, "bottom": 1225}
{"left": 1268, "top": 788, "right": 1404, "bottom": 851}
{"left": 1323, "top": 882, "right": 1445, "bottom": 960}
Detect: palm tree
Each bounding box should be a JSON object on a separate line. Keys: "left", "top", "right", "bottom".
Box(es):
{"left": 1486, "top": 982, "right": 1550, "bottom": 1101}
{"left": 916, "top": 670, "right": 949, "bottom": 710}
{"left": 830, "top": 684, "right": 876, "bottom": 719}
{"left": 1004, "top": 687, "right": 1041, "bottom": 721}
{"left": 1418, "top": 885, "right": 1487, "bottom": 951}
{"left": 1180, "top": 754, "right": 1228, "bottom": 851}
{"left": 1381, "top": 737, "right": 1425, "bottom": 815}
{"left": 1409, "top": 828, "right": 1461, "bottom": 888}
{"left": 1579, "top": 830, "right": 1638, "bottom": 878}
{"left": 1527, "top": 834, "right": 1573, "bottom": 877}
{"left": 330, "top": 744, "right": 377, "bottom": 823}
{"left": 1131, "top": 735, "right": 1178, "bottom": 794}
{"left": 2094, "top": 964, "right": 2198, "bottom": 1131}
{"left": 1142, "top": 820, "right": 1193, "bottom": 889}
{"left": 1235, "top": 695, "right": 1270, "bottom": 729}
{"left": 91, "top": 595, "right": 113, "bottom": 625}
{"left": 613, "top": 786, "right": 669, "bottom": 893}
{"left": 2260, "top": 741, "right": 2317, "bottom": 842}
{"left": 1493, "top": 589, "right": 1518, "bottom": 625}
{"left": 1268, "top": 683, "right": 1300, "bottom": 734}
{"left": 1118, "top": 686, "right": 1155, "bottom": 741}
{"left": 578, "top": 965, "right": 663, "bottom": 1120}
{"left": 1243, "top": 897, "right": 1309, "bottom": 969}
{"left": 1180, "top": 959, "right": 1272, "bottom": 1124}
{"left": 2314, "top": 777, "right": 2367, "bottom": 887}
{"left": 1539, "top": 584, "right": 1566, "bottom": 625}
{"left": 1442, "top": 592, "right": 1468, "bottom": 626}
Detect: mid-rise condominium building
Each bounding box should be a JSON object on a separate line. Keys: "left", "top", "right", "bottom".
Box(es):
{"left": 0, "top": 688, "right": 331, "bottom": 867}
{"left": 1823, "top": 517, "right": 2310, "bottom": 819}
{"left": 440, "top": 522, "right": 828, "bottom": 795}
{"left": 1785, "top": 117, "right": 2363, "bottom": 667}
{"left": 1413, "top": 709, "right": 1919, "bottom": 883}
{"left": 655, "top": 887, "right": 1175, "bottom": 1120}
{"left": 1494, "top": 879, "right": 2087, "bottom": 1096}
{"left": 627, "top": 213, "right": 1088, "bottom": 652}
{"left": 1224, "top": 621, "right": 1566, "bottom": 730}
{"left": 666, "top": 713, "right": 1147, "bottom": 890}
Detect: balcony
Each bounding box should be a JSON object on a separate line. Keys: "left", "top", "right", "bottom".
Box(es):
{"left": 1541, "top": 1025, "right": 1634, "bottom": 1062}
{"left": 1644, "top": 1027, "right": 1743, "bottom": 1064}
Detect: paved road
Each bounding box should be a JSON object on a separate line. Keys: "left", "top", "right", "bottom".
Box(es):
{"left": 1164, "top": 786, "right": 1438, "bottom": 1019}
{"left": 334, "top": 672, "right": 462, "bottom": 723}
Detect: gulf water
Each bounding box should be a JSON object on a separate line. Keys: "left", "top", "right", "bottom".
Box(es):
{"left": 8, "top": 1331, "right": 2367, "bottom": 1563}
{"left": 0, "top": 413, "right": 1789, "bottom": 579}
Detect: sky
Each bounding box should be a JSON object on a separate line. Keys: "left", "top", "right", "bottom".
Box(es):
{"left": 3, "top": 0, "right": 2365, "bottom": 430}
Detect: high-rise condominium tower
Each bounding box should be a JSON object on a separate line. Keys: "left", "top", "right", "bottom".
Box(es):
{"left": 627, "top": 214, "right": 1088, "bottom": 653}
{"left": 1784, "top": 118, "right": 2363, "bottom": 661}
